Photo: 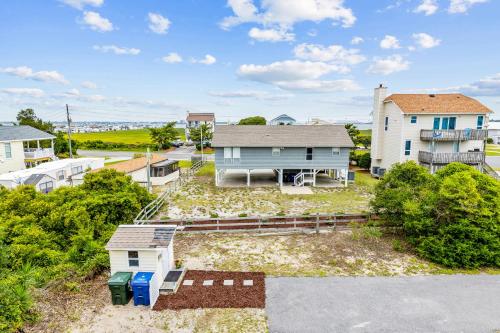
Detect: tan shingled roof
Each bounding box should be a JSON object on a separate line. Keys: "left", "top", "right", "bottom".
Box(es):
{"left": 96, "top": 154, "right": 167, "bottom": 174}
{"left": 105, "top": 225, "right": 176, "bottom": 250}
{"left": 384, "top": 94, "right": 492, "bottom": 114}
{"left": 186, "top": 112, "right": 215, "bottom": 122}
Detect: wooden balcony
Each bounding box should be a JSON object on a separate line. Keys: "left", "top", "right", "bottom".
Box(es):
{"left": 418, "top": 151, "right": 485, "bottom": 165}
{"left": 420, "top": 129, "right": 488, "bottom": 141}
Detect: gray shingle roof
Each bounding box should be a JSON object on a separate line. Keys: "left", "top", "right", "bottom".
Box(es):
{"left": 105, "top": 225, "right": 176, "bottom": 250}
{"left": 23, "top": 174, "right": 54, "bottom": 185}
{"left": 0, "top": 126, "right": 55, "bottom": 142}
{"left": 212, "top": 125, "right": 354, "bottom": 148}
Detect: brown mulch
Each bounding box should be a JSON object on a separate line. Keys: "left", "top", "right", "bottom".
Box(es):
{"left": 153, "top": 270, "right": 265, "bottom": 310}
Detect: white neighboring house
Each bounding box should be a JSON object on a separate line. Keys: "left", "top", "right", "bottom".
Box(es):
{"left": 488, "top": 121, "right": 500, "bottom": 144}
{"left": 0, "top": 125, "right": 56, "bottom": 174}
{"left": 269, "top": 114, "right": 296, "bottom": 126}
{"left": 371, "top": 85, "right": 492, "bottom": 176}
{"left": 0, "top": 158, "right": 104, "bottom": 191}
{"left": 105, "top": 225, "right": 176, "bottom": 308}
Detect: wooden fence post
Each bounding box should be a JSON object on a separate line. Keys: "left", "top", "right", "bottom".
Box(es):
{"left": 316, "top": 213, "right": 319, "bottom": 234}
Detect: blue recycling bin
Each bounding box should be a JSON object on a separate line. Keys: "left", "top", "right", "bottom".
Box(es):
{"left": 131, "top": 272, "right": 154, "bottom": 306}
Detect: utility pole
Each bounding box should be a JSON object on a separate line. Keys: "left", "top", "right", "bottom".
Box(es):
{"left": 146, "top": 147, "right": 152, "bottom": 193}
{"left": 66, "top": 104, "right": 73, "bottom": 158}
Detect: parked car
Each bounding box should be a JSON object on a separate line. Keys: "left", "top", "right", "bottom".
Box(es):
{"left": 171, "top": 140, "right": 184, "bottom": 148}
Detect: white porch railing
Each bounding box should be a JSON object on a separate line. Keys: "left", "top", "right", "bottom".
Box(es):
{"left": 293, "top": 171, "right": 315, "bottom": 186}
{"left": 24, "top": 148, "right": 55, "bottom": 160}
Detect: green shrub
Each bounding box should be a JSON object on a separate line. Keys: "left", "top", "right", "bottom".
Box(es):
{"left": 372, "top": 162, "right": 500, "bottom": 268}
{"left": 209, "top": 212, "right": 219, "bottom": 218}
{"left": 392, "top": 239, "right": 404, "bottom": 252}
{"left": 238, "top": 213, "right": 248, "bottom": 217}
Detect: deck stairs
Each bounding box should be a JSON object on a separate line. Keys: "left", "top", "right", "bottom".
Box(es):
{"left": 294, "top": 171, "right": 315, "bottom": 186}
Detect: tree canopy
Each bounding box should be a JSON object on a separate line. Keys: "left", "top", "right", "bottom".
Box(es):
{"left": 238, "top": 116, "right": 266, "bottom": 125}
{"left": 17, "top": 108, "right": 54, "bottom": 133}
{"left": 371, "top": 161, "right": 500, "bottom": 268}
{"left": 0, "top": 170, "right": 153, "bottom": 331}
{"left": 189, "top": 123, "right": 213, "bottom": 143}
{"left": 149, "top": 122, "right": 179, "bottom": 149}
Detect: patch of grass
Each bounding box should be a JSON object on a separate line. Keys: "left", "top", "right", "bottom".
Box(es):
{"left": 104, "top": 159, "right": 128, "bottom": 166}
{"left": 195, "top": 162, "right": 215, "bottom": 177}
{"left": 178, "top": 160, "right": 192, "bottom": 168}
{"left": 354, "top": 170, "right": 378, "bottom": 189}
{"left": 195, "top": 147, "right": 215, "bottom": 154}
{"left": 486, "top": 144, "right": 500, "bottom": 156}
{"left": 71, "top": 128, "right": 185, "bottom": 144}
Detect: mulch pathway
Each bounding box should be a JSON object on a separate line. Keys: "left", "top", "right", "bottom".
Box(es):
{"left": 153, "top": 270, "right": 265, "bottom": 310}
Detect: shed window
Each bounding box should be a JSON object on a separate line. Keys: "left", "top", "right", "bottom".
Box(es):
{"left": 404, "top": 140, "right": 411, "bottom": 156}
{"left": 39, "top": 181, "right": 54, "bottom": 194}
{"left": 384, "top": 117, "right": 389, "bottom": 131}
{"left": 410, "top": 116, "right": 417, "bottom": 124}
{"left": 56, "top": 170, "right": 65, "bottom": 181}
{"left": 4, "top": 143, "right": 12, "bottom": 159}
{"left": 128, "top": 251, "right": 139, "bottom": 267}
{"left": 332, "top": 147, "right": 340, "bottom": 155}
{"left": 306, "top": 148, "right": 313, "bottom": 161}
{"left": 477, "top": 115, "right": 484, "bottom": 129}
{"left": 272, "top": 148, "right": 281, "bottom": 156}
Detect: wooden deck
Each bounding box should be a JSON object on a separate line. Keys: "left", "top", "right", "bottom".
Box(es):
{"left": 420, "top": 129, "right": 488, "bottom": 141}
{"left": 418, "top": 151, "right": 485, "bottom": 165}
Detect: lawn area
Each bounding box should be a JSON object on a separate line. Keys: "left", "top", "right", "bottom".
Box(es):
{"left": 486, "top": 144, "right": 500, "bottom": 156}
{"left": 160, "top": 163, "right": 375, "bottom": 219}
{"left": 71, "top": 128, "right": 186, "bottom": 145}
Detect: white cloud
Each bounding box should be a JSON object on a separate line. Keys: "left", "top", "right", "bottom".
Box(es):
{"left": 448, "top": 0, "right": 488, "bottom": 13}
{"left": 81, "top": 81, "right": 97, "bottom": 89}
{"left": 193, "top": 54, "right": 217, "bottom": 65}
{"left": 0, "top": 66, "right": 69, "bottom": 84}
{"left": 93, "top": 45, "right": 141, "bottom": 55}
{"left": 380, "top": 35, "right": 401, "bottom": 49}
{"left": 237, "top": 59, "right": 359, "bottom": 92}
{"left": 439, "top": 73, "right": 500, "bottom": 96}
{"left": 60, "top": 0, "right": 103, "bottom": 10}
{"left": 148, "top": 13, "right": 171, "bottom": 34}
{"left": 82, "top": 11, "right": 113, "bottom": 32}
{"left": 293, "top": 43, "right": 365, "bottom": 66}
{"left": 350, "top": 36, "right": 364, "bottom": 45}
{"left": 367, "top": 55, "right": 410, "bottom": 75}
{"left": 1, "top": 88, "right": 45, "bottom": 98}
{"left": 55, "top": 88, "right": 106, "bottom": 102}
{"left": 220, "top": 0, "right": 356, "bottom": 30}
{"left": 162, "top": 53, "right": 183, "bottom": 63}
{"left": 412, "top": 33, "right": 441, "bottom": 48}
{"left": 248, "top": 27, "right": 295, "bottom": 42}
{"left": 208, "top": 90, "right": 293, "bottom": 100}
{"left": 414, "top": 0, "right": 439, "bottom": 15}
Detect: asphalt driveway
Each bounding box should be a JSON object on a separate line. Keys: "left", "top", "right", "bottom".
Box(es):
{"left": 266, "top": 275, "right": 500, "bottom": 333}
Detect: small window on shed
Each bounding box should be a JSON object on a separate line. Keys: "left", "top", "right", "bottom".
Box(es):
{"left": 410, "top": 116, "right": 417, "bottom": 124}
{"left": 128, "top": 251, "right": 139, "bottom": 267}
{"left": 306, "top": 148, "right": 313, "bottom": 160}
{"left": 332, "top": 147, "right": 340, "bottom": 155}
{"left": 272, "top": 147, "right": 281, "bottom": 156}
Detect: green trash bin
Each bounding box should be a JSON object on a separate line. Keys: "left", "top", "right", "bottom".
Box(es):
{"left": 108, "top": 272, "right": 132, "bottom": 305}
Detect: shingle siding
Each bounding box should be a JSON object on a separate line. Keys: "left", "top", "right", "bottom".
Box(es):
{"left": 215, "top": 147, "right": 350, "bottom": 169}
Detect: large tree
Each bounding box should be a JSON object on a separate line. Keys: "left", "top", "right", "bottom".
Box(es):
{"left": 149, "top": 122, "right": 179, "bottom": 149}
{"left": 17, "top": 108, "right": 54, "bottom": 133}
{"left": 238, "top": 116, "right": 266, "bottom": 125}
{"left": 344, "top": 123, "right": 360, "bottom": 145}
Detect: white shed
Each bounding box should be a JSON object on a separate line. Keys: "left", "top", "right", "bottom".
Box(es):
{"left": 105, "top": 225, "right": 176, "bottom": 307}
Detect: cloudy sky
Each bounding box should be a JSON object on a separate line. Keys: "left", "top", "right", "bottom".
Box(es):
{"left": 0, "top": 0, "right": 499, "bottom": 123}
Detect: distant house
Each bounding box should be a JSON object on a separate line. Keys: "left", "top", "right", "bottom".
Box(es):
{"left": 186, "top": 112, "right": 215, "bottom": 130}
{"left": 89, "top": 155, "right": 179, "bottom": 188}
{"left": 105, "top": 225, "right": 177, "bottom": 308}
{"left": 212, "top": 125, "right": 354, "bottom": 187}
{"left": 371, "top": 85, "right": 491, "bottom": 176}
{"left": 0, "top": 157, "right": 104, "bottom": 191}
{"left": 0, "top": 125, "right": 56, "bottom": 174}
{"left": 269, "top": 114, "right": 296, "bottom": 126}
{"left": 488, "top": 121, "right": 500, "bottom": 144}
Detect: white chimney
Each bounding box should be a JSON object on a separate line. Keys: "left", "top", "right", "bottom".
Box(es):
{"left": 371, "top": 84, "right": 388, "bottom": 160}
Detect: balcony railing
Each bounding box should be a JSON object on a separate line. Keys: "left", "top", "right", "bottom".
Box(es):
{"left": 420, "top": 129, "right": 488, "bottom": 141}
{"left": 24, "top": 148, "right": 55, "bottom": 160}
{"left": 418, "top": 151, "right": 485, "bottom": 165}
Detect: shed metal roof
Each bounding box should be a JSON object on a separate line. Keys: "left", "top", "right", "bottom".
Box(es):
{"left": 105, "top": 225, "right": 176, "bottom": 250}
{"left": 23, "top": 173, "right": 54, "bottom": 185}
{"left": 212, "top": 125, "right": 354, "bottom": 148}
{"left": 0, "top": 125, "right": 55, "bottom": 142}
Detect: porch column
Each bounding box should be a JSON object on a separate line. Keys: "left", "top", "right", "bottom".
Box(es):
{"left": 278, "top": 169, "right": 283, "bottom": 187}
{"left": 247, "top": 169, "right": 251, "bottom": 187}
{"left": 344, "top": 169, "right": 348, "bottom": 187}
{"left": 313, "top": 169, "right": 316, "bottom": 187}
{"left": 215, "top": 169, "right": 219, "bottom": 186}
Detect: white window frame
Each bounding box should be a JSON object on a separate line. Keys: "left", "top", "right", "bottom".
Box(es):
{"left": 272, "top": 147, "right": 281, "bottom": 156}
{"left": 332, "top": 147, "right": 340, "bottom": 156}
{"left": 39, "top": 181, "right": 54, "bottom": 193}
{"left": 128, "top": 251, "right": 139, "bottom": 267}
{"left": 224, "top": 147, "right": 232, "bottom": 163}
{"left": 71, "top": 165, "right": 83, "bottom": 175}
{"left": 4, "top": 143, "right": 12, "bottom": 159}
{"left": 56, "top": 170, "right": 65, "bottom": 181}
{"left": 232, "top": 147, "right": 241, "bottom": 163}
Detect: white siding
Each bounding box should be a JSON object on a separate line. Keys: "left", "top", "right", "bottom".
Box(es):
{"left": 109, "top": 249, "right": 161, "bottom": 275}
{"left": 0, "top": 141, "right": 25, "bottom": 174}
{"left": 372, "top": 102, "right": 404, "bottom": 171}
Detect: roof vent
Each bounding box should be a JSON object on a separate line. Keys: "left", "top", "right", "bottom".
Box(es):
{"left": 429, "top": 94, "right": 436, "bottom": 97}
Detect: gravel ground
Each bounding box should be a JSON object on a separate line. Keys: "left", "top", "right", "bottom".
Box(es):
{"left": 266, "top": 275, "right": 500, "bottom": 333}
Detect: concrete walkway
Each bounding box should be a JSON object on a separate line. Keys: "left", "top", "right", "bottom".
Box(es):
{"left": 266, "top": 275, "right": 500, "bottom": 333}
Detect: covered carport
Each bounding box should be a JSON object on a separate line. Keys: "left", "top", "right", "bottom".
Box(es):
{"left": 215, "top": 168, "right": 279, "bottom": 187}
